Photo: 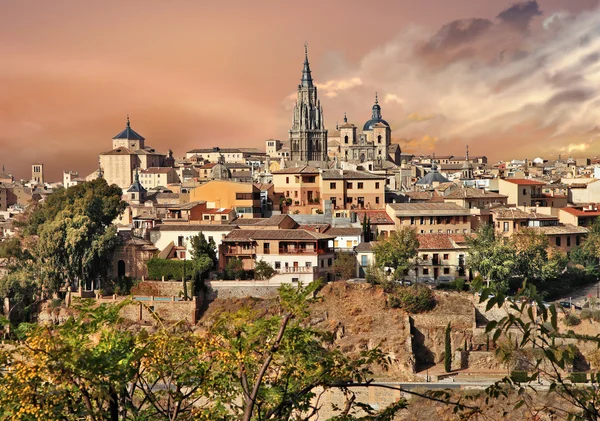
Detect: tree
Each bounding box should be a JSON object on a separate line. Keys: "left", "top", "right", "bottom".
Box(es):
{"left": 444, "top": 322, "right": 452, "bottom": 372}
{"left": 332, "top": 252, "right": 356, "bottom": 280}
{"left": 225, "top": 257, "right": 245, "bottom": 280}
{"left": 362, "top": 214, "right": 372, "bottom": 242}
{"left": 254, "top": 260, "right": 275, "bottom": 280}
{"left": 372, "top": 226, "right": 419, "bottom": 279}
{"left": 465, "top": 224, "right": 516, "bottom": 293}
{"left": 189, "top": 233, "right": 217, "bottom": 268}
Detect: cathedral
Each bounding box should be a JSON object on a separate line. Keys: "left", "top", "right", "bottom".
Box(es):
{"left": 328, "top": 94, "right": 401, "bottom": 166}
{"left": 289, "top": 45, "right": 328, "bottom": 164}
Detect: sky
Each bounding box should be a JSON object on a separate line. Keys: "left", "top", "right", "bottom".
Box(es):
{"left": 1, "top": 0, "right": 600, "bottom": 180}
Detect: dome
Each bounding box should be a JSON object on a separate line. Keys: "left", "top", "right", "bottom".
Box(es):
{"left": 363, "top": 93, "right": 389, "bottom": 131}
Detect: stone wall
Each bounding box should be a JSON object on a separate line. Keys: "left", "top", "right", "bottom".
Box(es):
{"left": 132, "top": 280, "right": 193, "bottom": 297}
{"left": 94, "top": 295, "right": 202, "bottom": 324}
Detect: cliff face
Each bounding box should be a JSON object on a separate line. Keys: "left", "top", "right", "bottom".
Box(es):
{"left": 198, "top": 283, "right": 478, "bottom": 381}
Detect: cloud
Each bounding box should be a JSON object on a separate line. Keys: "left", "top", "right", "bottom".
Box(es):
{"left": 321, "top": 1, "right": 600, "bottom": 160}
{"left": 316, "top": 77, "right": 362, "bottom": 98}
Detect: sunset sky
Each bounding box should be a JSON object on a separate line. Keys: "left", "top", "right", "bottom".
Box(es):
{"left": 1, "top": 0, "right": 600, "bottom": 180}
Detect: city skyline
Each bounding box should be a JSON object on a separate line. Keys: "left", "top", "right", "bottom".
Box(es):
{"left": 1, "top": 0, "right": 599, "bottom": 180}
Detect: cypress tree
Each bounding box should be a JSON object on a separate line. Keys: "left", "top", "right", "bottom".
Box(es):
{"left": 444, "top": 322, "right": 452, "bottom": 372}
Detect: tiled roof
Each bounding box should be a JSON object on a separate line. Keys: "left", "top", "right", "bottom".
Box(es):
{"left": 229, "top": 218, "right": 263, "bottom": 225}
{"left": 560, "top": 207, "right": 600, "bottom": 217}
{"left": 533, "top": 224, "right": 588, "bottom": 235}
{"left": 503, "top": 179, "right": 546, "bottom": 185}
{"left": 388, "top": 203, "right": 467, "bottom": 211}
{"left": 355, "top": 242, "right": 376, "bottom": 252}
{"left": 445, "top": 188, "right": 508, "bottom": 199}
{"left": 253, "top": 183, "right": 274, "bottom": 191}
{"left": 150, "top": 224, "right": 236, "bottom": 232}
{"left": 321, "top": 170, "right": 385, "bottom": 180}
{"left": 491, "top": 208, "right": 531, "bottom": 219}
{"left": 253, "top": 215, "right": 298, "bottom": 227}
{"left": 297, "top": 224, "right": 331, "bottom": 232}
{"left": 272, "top": 166, "right": 320, "bottom": 174}
{"left": 203, "top": 208, "right": 233, "bottom": 214}
{"left": 352, "top": 210, "right": 394, "bottom": 225}
{"left": 100, "top": 147, "right": 133, "bottom": 155}
{"left": 417, "top": 234, "right": 467, "bottom": 250}
{"left": 222, "top": 229, "right": 334, "bottom": 242}
{"left": 113, "top": 122, "right": 145, "bottom": 141}
{"left": 187, "top": 148, "right": 245, "bottom": 154}
{"left": 325, "top": 227, "right": 362, "bottom": 236}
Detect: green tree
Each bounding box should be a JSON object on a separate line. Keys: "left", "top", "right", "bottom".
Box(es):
{"left": 225, "top": 257, "right": 245, "bottom": 280}
{"left": 254, "top": 260, "right": 275, "bottom": 280}
{"left": 332, "top": 252, "right": 357, "bottom": 280}
{"left": 466, "top": 224, "right": 516, "bottom": 293}
{"left": 372, "top": 226, "right": 419, "bottom": 280}
{"left": 444, "top": 322, "right": 452, "bottom": 372}
{"left": 189, "top": 233, "right": 217, "bottom": 268}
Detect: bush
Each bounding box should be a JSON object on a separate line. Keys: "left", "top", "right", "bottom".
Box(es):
{"left": 592, "top": 310, "right": 600, "bottom": 323}
{"left": 147, "top": 258, "right": 186, "bottom": 280}
{"left": 569, "top": 372, "right": 588, "bottom": 383}
{"left": 387, "top": 284, "right": 436, "bottom": 313}
{"left": 565, "top": 313, "right": 581, "bottom": 326}
{"left": 510, "top": 370, "right": 529, "bottom": 383}
{"left": 581, "top": 309, "right": 592, "bottom": 320}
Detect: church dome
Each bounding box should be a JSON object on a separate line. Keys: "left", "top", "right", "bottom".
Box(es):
{"left": 363, "top": 93, "right": 389, "bottom": 131}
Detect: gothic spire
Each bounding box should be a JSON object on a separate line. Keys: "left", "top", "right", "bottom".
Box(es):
{"left": 300, "top": 42, "right": 313, "bottom": 88}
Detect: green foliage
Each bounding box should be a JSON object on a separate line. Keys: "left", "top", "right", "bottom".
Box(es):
{"left": 0, "top": 271, "right": 39, "bottom": 323}
{"left": 225, "top": 257, "right": 245, "bottom": 280}
{"left": 189, "top": 233, "right": 217, "bottom": 268}
{"left": 254, "top": 260, "right": 276, "bottom": 280}
{"left": 332, "top": 252, "right": 356, "bottom": 280}
{"left": 569, "top": 372, "right": 588, "bottom": 383}
{"left": 387, "top": 284, "right": 435, "bottom": 313}
{"left": 147, "top": 258, "right": 186, "bottom": 280}
{"left": 510, "top": 370, "right": 528, "bottom": 383}
{"left": 365, "top": 264, "right": 386, "bottom": 284}
{"left": 564, "top": 313, "right": 581, "bottom": 326}
{"left": 0, "top": 282, "right": 407, "bottom": 420}
{"left": 580, "top": 308, "right": 592, "bottom": 320}
{"left": 444, "top": 322, "right": 452, "bottom": 373}
{"left": 373, "top": 226, "right": 419, "bottom": 278}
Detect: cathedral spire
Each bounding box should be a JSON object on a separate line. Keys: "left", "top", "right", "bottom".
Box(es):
{"left": 301, "top": 42, "right": 313, "bottom": 88}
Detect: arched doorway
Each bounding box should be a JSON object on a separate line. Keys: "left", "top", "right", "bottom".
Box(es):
{"left": 117, "top": 260, "right": 126, "bottom": 278}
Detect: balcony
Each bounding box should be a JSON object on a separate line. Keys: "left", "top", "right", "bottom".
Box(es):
{"left": 276, "top": 266, "right": 317, "bottom": 274}
{"left": 278, "top": 248, "right": 329, "bottom": 255}
{"left": 224, "top": 247, "right": 256, "bottom": 256}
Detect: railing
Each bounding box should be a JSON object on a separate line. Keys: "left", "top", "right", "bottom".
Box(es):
{"left": 224, "top": 248, "right": 256, "bottom": 255}
{"left": 276, "top": 266, "right": 317, "bottom": 274}
{"left": 279, "top": 248, "right": 329, "bottom": 255}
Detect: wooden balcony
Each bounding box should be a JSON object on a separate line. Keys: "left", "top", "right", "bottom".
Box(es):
{"left": 278, "top": 248, "right": 329, "bottom": 255}
{"left": 224, "top": 247, "right": 256, "bottom": 256}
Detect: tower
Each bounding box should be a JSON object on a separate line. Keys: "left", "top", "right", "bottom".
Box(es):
{"left": 289, "top": 44, "right": 328, "bottom": 163}
{"left": 461, "top": 145, "right": 474, "bottom": 181}
{"left": 112, "top": 115, "right": 145, "bottom": 150}
{"left": 363, "top": 93, "right": 391, "bottom": 158}
{"left": 31, "top": 163, "right": 44, "bottom": 184}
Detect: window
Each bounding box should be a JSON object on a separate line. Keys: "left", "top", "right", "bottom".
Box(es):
{"left": 263, "top": 243, "right": 270, "bottom": 254}
{"left": 410, "top": 217, "right": 415, "bottom": 225}
{"left": 346, "top": 197, "right": 352, "bottom": 204}
{"left": 274, "top": 261, "right": 281, "bottom": 269}
{"left": 344, "top": 135, "right": 349, "bottom": 144}
{"left": 443, "top": 268, "right": 450, "bottom": 275}
{"left": 443, "top": 254, "right": 449, "bottom": 260}
{"left": 221, "top": 215, "right": 227, "bottom": 220}
{"left": 420, "top": 217, "right": 425, "bottom": 225}
{"left": 377, "top": 135, "right": 382, "bottom": 144}
{"left": 294, "top": 191, "right": 298, "bottom": 198}
{"left": 567, "top": 237, "right": 571, "bottom": 247}
{"left": 556, "top": 237, "right": 561, "bottom": 247}
{"left": 346, "top": 240, "right": 353, "bottom": 248}
{"left": 576, "top": 236, "right": 581, "bottom": 246}
{"left": 503, "top": 222, "right": 509, "bottom": 232}
{"left": 347, "top": 182, "right": 353, "bottom": 189}
{"left": 178, "top": 236, "right": 184, "bottom": 247}
{"left": 306, "top": 262, "right": 312, "bottom": 268}
{"left": 423, "top": 268, "right": 429, "bottom": 275}
{"left": 320, "top": 260, "right": 324, "bottom": 268}
{"left": 375, "top": 197, "right": 380, "bottom": 204}
{"left": 422, "top": 254, "right": 429, "bottom": 261}
{"left": 375, "top": 182, "right": 380, "bottom": 189}
{"left": 361, "top": 255, "right": 368, "bottom": 266}
{"left": 330, "top": 182, "right": 336, "bottom": 189}
{"left": 286, "top": 177, "right": 290, "bottom": 184}
{"left": 208, "top": 236, "right": 214, "bottom": 242}
{"left": 523, "top": 189, "right": 527, "bottom": 195}
{"left": 203, "top": 215, "right": 210, "bottom": 220}
{"left": 328, "top": 258, "right": 332, "bottom": 266}
{"left": 429, "top": 216, "right": 434, "bottom": 225}
{"left": 292, "top": 278, "right": 299, "bottom": 283}
{"left": 357, "top": 182, "right": 364, "bottom": 189}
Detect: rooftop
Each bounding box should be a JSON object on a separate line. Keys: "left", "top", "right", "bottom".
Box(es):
{"left": 502, "top": 179, "right": 546, "bottom": 186}
{"left": 417, "top": 234, "right": 467, "bottom": 250}
{"left": 222, "top": 229, "right": 335, "bottom": 242}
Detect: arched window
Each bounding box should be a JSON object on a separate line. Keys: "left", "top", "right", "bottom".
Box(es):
{"left": 377, "top": 135, "right": 382, "bottom": 144}
{"left": 344, "top": 135, "right": 349, "bottom": 144}
{"left": 117, "top": 260, "right": 126, "bottom": 278}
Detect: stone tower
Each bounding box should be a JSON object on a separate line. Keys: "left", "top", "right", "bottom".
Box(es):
{"left": 289, "top": 44, "right": 328, "bottom": 163}
{"left": 461, "top": 145, "right": 474, "bottom": 181}
{"left": 31, "top": 163, "right": 44, "bottom": 184}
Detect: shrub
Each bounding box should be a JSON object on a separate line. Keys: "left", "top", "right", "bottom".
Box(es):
{"left": 285, "top": 198, "right": 292, "bottom": 206}
{"left": 592, "top": 310, "right": 600, "bottom": 323}
{"left": 147, "top": 258, "right": 185, "bottom": 280}
{"left": 387, "top": 284, "right": 435, "bottom": 313}
{"left": 569, "top": 372, "right": 588, "bottom": 383}
{"left": 565, "top": 313, "right": 581, "bottom": 327}
{"left": 510, "top": 370, "right": 528, "bottom": 383}
{"left": 444, "top": 322, "right": 452, "bottom": 372}
{"left": 455, "top": 278, "right": 466, "bottom": 291}
{"left": 581, "top": 309, "right": 592, "bottom": 320}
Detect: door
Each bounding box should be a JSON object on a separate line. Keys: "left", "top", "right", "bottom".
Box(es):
{"left": 117, "top": 260, "right": 126, "bottom": 278}
{"left": 434, "top": 268, "right": 439, "bottom": 280}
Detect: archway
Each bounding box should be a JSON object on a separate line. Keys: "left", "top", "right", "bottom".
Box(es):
{"left": 117, "top": 260, "right": 126, "bottom": 278}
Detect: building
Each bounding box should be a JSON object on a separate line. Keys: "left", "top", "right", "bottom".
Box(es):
{"left": 289, "top": 45, "right": 328, "bottom": 163}
{"left": 566, "top": 179, "right": 600, "bottom": 204}
{"left": 99, "top": 117, "right": 170, "bottom": 189}
{"left": 444, "top": 187, "right": 508, "bottom": 209}
{"left": 189, "top": 180, "right": 262, "bottom": 218}
{"left": 31, "top": 163, "right": 44, "bottom": 184}
{"left": 138, "top": 167, "right": 179, "bottom": 189}
{"left": 559, "top": 205, "right": 600, "bottom": 227}
{"left": 498, "top": 179, "right": 546, "bottom": 206}
{"left": 414, "top": 234, "right": 468, "bottom": 282}
{"left": 219, "top": 228, "right": 335, "bottom": 283}
{"left": 63, "top": 171, "right": 85, "bottom": 188}
{"left": 329, "top": 95, "right": 400, "bottom": 166}
{"left": 272, "top": 166, "right": 321, "bottom": 206}
{"left": 185, "top": 147, "right": 262, "bottom": 164}
{"left": 149, "top": 224, "right": 236, "bottom": 259}
{"left": 321, "top": 169, "right": 386, "bottom": 210}
{"left": 386, "top": 203, "right": 472, "bottom": 235}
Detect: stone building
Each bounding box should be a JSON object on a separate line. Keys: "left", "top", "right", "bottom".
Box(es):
{"left": 289, "top": 45, "right": 328, "bottom": 164}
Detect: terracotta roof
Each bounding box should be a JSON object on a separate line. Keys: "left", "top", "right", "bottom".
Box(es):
{"left": 229, "top": 218, "right": 263, "bottom": 225}
{"left": 325, "top": 227, "right": 363, "bottom": 236}
{"left": 560, "top": 207, "right": 600, "bottom": 217}
{"left": 445, "top": 188, "right": 508, "bottom": 200}
{"left": 352, "top": 210, "right": 394, "bottom": 225}
{"left": 321, "top": 170, "right": 385, "bottom": 180}
{"left": 297, "top": 224, "right": 331, "bottom": 232}
{"left": 253, "top": 183, "right": 274, "bottom": 191}
{"left": 100, "top": 147, "right": 133, "bottom": 155}
{"left": 532, "top": 224, "right": 588, "bottom": 235}
{"left": 388, "top": 203, "right": 467, "bottom": 212}
{"left": 253, "top": 215, "right": 298, "bottom": 227}
{"left": 503, "top": 179, "right": 546, "bottom": 185}
{"left": 199, "top": 163, "right": 217, "bottom": 169}
{"left": 355, "top": 242, "right": 377, "bottom": 252}
{"left": 272, "top": 166, "right": 320, "bottom": 174}
{"left": 203, "top": 208, "right": 233, "bottom": 214}
{"left": 222, "top": 229, "right": 334, "bottom": 241}
{"left": 417, "top": 234, "right": 467, "bottom": 250}
{"left": 491, "top": 208, "right": 531, "bottom": 219}
{"left": 151, "top": 224, "right": 236, "bottom": 232}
